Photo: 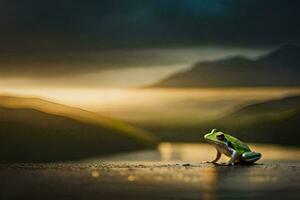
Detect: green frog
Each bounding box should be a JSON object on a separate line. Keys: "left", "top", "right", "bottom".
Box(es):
{"left": 204, "top": 129, "right": 261, "bottom": 165}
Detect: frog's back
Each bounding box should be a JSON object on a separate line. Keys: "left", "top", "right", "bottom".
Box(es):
{"left": 224, "top": 134, "right": 251, "bottom": 154}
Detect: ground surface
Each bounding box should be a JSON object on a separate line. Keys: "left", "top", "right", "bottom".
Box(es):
{"left": 1, "top": 162, "right": 300, "bottom": 200}
{"left": 2, "top": 143, "right": 300, "bottom": 200}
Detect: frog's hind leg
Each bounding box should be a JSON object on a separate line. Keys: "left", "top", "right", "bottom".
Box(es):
{"left": 241, "top": 152, "right": 262, "bottom": 164}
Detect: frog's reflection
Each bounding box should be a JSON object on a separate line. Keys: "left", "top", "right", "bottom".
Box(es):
{"left": 201, "top": 167, "right": 217, "bottom": 200}
{"left": 201, "top": 165, "right": 262, "bottom": 200}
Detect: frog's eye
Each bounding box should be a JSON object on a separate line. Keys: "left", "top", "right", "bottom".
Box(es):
{"left": 216, "top": 132, "right": 225, "bottom": 139}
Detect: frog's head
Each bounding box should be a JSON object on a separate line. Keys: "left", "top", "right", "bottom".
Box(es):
{"left": 204, "top": 129, "right": 226, "bottom": 146}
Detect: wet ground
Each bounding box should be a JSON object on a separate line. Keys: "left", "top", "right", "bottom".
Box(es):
{"left": 1, "top": 143, "right": 300, "bottom": 200}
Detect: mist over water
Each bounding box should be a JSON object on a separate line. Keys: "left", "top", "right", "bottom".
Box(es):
{"left": 1, "top": 87, "right": 300, "bottom": 125}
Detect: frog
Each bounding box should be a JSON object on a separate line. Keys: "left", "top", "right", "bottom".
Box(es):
{"left": 204, "top": 129, "right": 261, "bottom": 165}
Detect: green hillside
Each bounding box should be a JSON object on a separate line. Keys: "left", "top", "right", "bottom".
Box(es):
{"left": 0, "top": 95, "right": 157, "bottom": 163}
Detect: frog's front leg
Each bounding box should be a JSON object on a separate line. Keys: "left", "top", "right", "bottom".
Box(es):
{"left": 209, "top": 150, "right": 221, "bottom": 163}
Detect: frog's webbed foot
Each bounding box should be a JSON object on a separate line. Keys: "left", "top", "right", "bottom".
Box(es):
{"left": 202, "top": 161, "right": 217, "bottom": 164}
{"left": 210, "top": 162, "right": 232, "bottom": 166}
{"left": 221, "top": 162, "right": 234, "bottom": 166}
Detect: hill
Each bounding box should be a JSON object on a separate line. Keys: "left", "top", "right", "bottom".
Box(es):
{"left": 134, "top": 95, "right": 300, "bottom": 146}
{"left": 225, "top": 95, "right": 300, "bottom": 117}
{"left": 216, "top": 95, "right": 300, "bottom": 145}
{"left": 150, "top": 44, "right": 300, "bottom": 87}
{"left": 0, "top": 95, "right": 157, "bottom": 163}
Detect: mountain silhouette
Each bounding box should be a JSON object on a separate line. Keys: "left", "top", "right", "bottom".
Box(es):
{"left": 150, "top": 44, "right": 300, "bottom": 87}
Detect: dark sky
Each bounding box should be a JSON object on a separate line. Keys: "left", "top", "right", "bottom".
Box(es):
{"left": 1, "top": 0, "right": 300, "bottom": 52}
{"left": 0, "top": 0, "right": 299, "bottom": 87}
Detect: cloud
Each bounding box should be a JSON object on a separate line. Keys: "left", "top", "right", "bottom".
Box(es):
{"left": 0, "top": 0, "right": 299, "bottom": 53}
{"left": 0, "top": 49, "right": 177, "bottom": 77}
{"left": 0, "top": 0, "right": 298, "bottom": 83}
{"left": 0, "top": 47, "right": 266, "bottom": 83}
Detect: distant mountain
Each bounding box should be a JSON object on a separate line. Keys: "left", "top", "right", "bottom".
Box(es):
{"left": 150, "top": 44, "right": 300, "bottom": 88}
{"left": 225, "top": 95, "right": 300, "bottom": 117}
{"left": 0, "top": 96, "right": 157, "bottom": 163}
{"left": 217, "top": 95, "right": 300, "bottom": 145}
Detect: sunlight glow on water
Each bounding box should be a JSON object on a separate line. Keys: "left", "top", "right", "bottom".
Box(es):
{"left": 159, "top": 143, "right": 300, "bottom": 162}
{"left": 91, "top": 171, "right": 100, "bottom": 178}
{"left": 97, "top": 143, "right": 300, "bottom": 163}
